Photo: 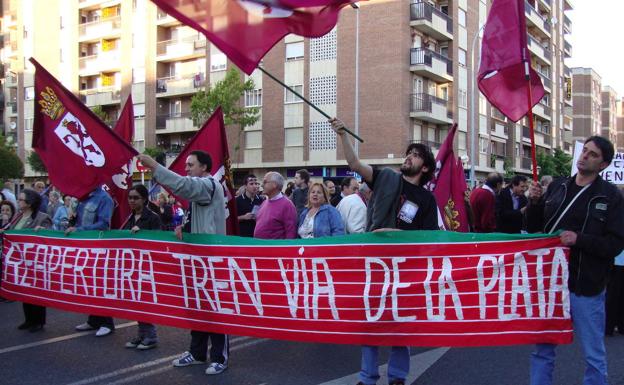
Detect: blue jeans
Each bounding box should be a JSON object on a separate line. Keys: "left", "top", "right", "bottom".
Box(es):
{"left": 138, "top": 322, "right": 157, "bottom": 344}
{"left": 530, "top": 291, "right": 608, "bottom": 385}
{"left": 360, "top": 345, "right": 409, "bottom": 385}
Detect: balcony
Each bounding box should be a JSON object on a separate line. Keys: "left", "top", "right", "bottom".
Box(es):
{"left": 156, "top": 9, "right": 180, "bottom": 26}
{"left": 527, "top": 35, "right": 551, "bottom": 64}
{"left": 539, "top": 73, "right": 551, "bottom": 91}
{"left": 564, "top": 40, "right": 572, "bottom": 58}
{"left": 6, "top": 101, "right": 17, "bottom": 115}
{"left": 409, "top": 47, "right": 453, "bottom": 83}
{"left": 564, "top": 65, "right": 571, "bottom": 78}
{"left": 538, "top": 0, "right": 551, "bottom": 11}
{"left": 78, "top": 16, "right": 121, "bottom": 42}
{"left": 155, "top": 112, "right": 197, "bottom": 134}
{"left": 156, "top": 73, "right": 206, "bottom": 96}
{"left": 79, "top": 87, "right": 121, "bottom": 107}
{"left": 525, "top": 1, "right": 551, "bottom": 37}
{"left": 563, "top": 14, "right": 572, "bottom": 34}
{"left": 79, "top": 0, "right": 120, "bottom": 8}
{"left": 5, "top": 72, "right": 17, "bottom": 87}
{"left": 533, "top": 102, "right": 551, "bottom": 120}
{"left": 410, "top": 93, "right": 452, "bottom": 124}
{"left": 564, "top": 0, "right": 573, "bottom": 11}
{"left": 521, "top": 157, "right": 532, "bottom": 170}
{"left": 156, "top": 36, "right": 207, "bottom": 62}
{"left": 79, "top": 50, "right": 121, "bottom": 75}
{"left": 409, "top": 1, "right": 453, "bottom": 41}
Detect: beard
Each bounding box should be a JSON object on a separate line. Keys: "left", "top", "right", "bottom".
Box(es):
{"left": 400, "top": 163, "right": 422, "bottom": 177}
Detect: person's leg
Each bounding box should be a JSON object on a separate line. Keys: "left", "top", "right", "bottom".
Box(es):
{"left": 614, "top": 268, "right": 624, "bottom": 333}
{"left": 605, "top": 272, "right": 618, "bottom": 335}
{"left": 208, "top": 333, "right": 229, "bottom": 364}
{"left": 189, "top": 330, "right": 209, "bottom": 362}
{"left": 387, "top": 346, "right": 410, "bottom": 383}
{"left": 359, "top": 346, "right": 380, "bottom": 385}
{"left": 529, "top": 343, "right": 557, "bottom": 385}
{"left": 138, "top": 322, "right": 157, "bottom": 343}
{"left": 571, "top": 292, "right": 608, "bottom": 385}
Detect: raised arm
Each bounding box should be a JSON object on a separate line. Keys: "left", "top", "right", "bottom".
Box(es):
{"left": 330, "top": 118, "right": 373, "bottom": 184}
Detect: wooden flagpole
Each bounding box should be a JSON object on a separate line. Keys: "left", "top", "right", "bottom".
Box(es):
{"left": 526, "top": 67, "right": 538, "bottom": 182}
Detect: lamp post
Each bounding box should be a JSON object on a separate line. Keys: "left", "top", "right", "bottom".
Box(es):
{"left": 351, "top": 2, "right": 360, "bottom": 157}
{"left": 469, "top": 24, "right": 485, "bottom": 188}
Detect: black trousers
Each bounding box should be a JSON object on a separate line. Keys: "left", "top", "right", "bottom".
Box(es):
{"left": 606, "top": 266, "right": 624, "bottom": 334}
{"left": 87, "top": 315, "right": 115, "bottom": 329}
{"left": 23, "top": 303, "right": 46, "bottom": 325}
{"left": 189, "top": 330, "right": 229, "bottom": 364}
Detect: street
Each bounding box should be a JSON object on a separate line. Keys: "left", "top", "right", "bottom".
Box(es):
{"left": 1, "top": 302, "right": 624, "bottom": 385}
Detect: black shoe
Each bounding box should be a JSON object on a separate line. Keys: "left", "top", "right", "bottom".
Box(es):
{"left": 389, "top": 381, "right": 405, "bottom": 385}
{"left": 28, "top": 324, "right": 44, "bottom": 333}
{"left": 17, "top": 322, "right": 32, "bottom": 330}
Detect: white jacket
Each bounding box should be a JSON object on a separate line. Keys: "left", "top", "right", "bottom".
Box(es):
{"left": 336, "top": 193, "right": 367, "bottom": 234}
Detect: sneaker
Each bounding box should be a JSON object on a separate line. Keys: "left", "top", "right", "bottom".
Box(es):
{"left": 75, "top": 322, "right": 96, "bottom": 331}
{"left": 95, "top": 326, "right": 113, "bottom": 337}
{"left": 125, "top": 337, "right": 142, "bottom": 349}
{"left": 137, "top": 340, "right": 158, "bottom": 350}
{"left": 205, "top": 362, "right": 227, "bottom": 375}
{"left": 172, "top": 351, "right": 204, "bottom": 367}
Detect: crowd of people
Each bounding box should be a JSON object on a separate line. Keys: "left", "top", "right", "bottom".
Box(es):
{"left": 1, "top": 121, "right": 623, "bottom": 384}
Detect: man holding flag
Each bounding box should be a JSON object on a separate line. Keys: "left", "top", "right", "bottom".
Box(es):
{"left": 137, "top": 150, "right": 228, "bottom": 376}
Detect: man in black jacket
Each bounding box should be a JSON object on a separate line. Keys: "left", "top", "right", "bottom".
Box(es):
{"left": 495, "top": 175, "right": 528, "bottom": 233}
{"left": 526, "top": 136, "right": 624, "bottom": 385}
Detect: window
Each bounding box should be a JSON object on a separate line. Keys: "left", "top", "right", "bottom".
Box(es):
{"left": 25, "top": 87, "right": 34, "bottom": 100}
{"left": 479, "top": 95, "right": 487, "bottom": 115}
{"left": 458, "top": 89, "right": 468, "bottom": 108}
{"left": 458, "top": 9, "right": 466, "bottom": 27}
{"left": 211, "top": 53, "right": 226, "bottom": 72}
{"left": 458, "top": 48, "right": 467, "bottom": 66}
{"left": 479, "top": 137, "right": 488, "bottom": 154}
{"left": 285, "top": 42, "right": 304, "bottom": 61}
{"left": 284, "top": 85, "right": 303, "bottom": 104}
{"left": 25, "top": 118, "right": 33, "bottom": 132}
{"left": 170, "top": 100, "right": 181, "bottom": 116}
{"left": 245, "top": 89, "right": 262, "bottom": 107}
{"left": 134, "top": 103, "right": 145, "bottom": 118}
{"left": 133, "top": 68, "right": 145, "bottom": 83}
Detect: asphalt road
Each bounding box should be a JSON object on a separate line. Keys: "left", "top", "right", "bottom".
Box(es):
{"left": 1, "top": 301, "right": 624, "bottom": 385}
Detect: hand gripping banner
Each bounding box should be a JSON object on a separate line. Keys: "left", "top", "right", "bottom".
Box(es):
{"left": 1, "top": 230, "right": 572, "bottom": 347}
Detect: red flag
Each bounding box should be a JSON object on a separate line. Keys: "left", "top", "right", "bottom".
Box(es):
{"left": 168, "top": 108, "right": 239, "bottom": 236}
{"left": 31, "top": 58, "right": 137, "bottom": 200}
{"left": 150, "top": 0, "right": 357, "bottom": 75}
{"left": 429, "top": 124, "right": 469, "bottom": 232}
{"left": 107, "top": 97, "right": 134, "bottom": 229}
{"left": 478, "top": 0, "right": 545, "bottom": 122}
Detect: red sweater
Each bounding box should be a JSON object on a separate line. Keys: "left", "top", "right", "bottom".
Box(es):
{"left": 469, "top": 187, "right": 496, "bottom": 233}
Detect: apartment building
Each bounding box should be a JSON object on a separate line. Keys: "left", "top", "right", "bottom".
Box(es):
{"left": 617, "top": 99, "right": 624, "bottom": 152}
{"left": 601, "top": 86, "right": 618, "bottom": 146}
{"left": 1, "top": 0, "right": 574, "bottom": 184}
{"left": 570, "top": 67, "right": 603, "bottom": 144}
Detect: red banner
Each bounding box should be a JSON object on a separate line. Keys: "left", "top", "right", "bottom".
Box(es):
{"left": 1, "top": 230, "right": 572, "bottom": 347}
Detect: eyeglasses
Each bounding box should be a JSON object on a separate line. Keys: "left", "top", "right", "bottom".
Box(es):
{"left": 128, "top": 195, "right": 142, "bottom": 201}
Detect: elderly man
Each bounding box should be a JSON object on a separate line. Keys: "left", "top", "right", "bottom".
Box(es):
{"left": 254, "top": 171, "right": 297, "bottom": 239}
{"left": 337, "top": 182, "right": 372, "bottom": 234}
{"left": 138, "top": 150, "right": 228, "bottom": 376}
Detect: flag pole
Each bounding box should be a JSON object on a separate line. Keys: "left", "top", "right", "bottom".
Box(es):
{"left": 257, "top": 66, "right": 364, "bottom": 143}
{"left": 525, "top": 63, "right": 538, "bottom": 183}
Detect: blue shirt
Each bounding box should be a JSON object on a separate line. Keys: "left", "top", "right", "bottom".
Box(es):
{"left": 76, "top": 187, "right": 113, "bottom": 231}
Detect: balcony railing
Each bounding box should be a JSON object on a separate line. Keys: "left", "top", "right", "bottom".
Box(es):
{"left": 564, "top": 40, "right": 572, "bottom": 53}
{"left": 156, "top": 73, "right": 206, "bottom": 94}
{"left": 543, "top": 134, "right": 552, "bottom": 146}
{"left": 563, "top": 14, "right": 572, "bottom": 32}
{"left": 79, "top": 50, "right": 121, "bottom": 72}
{"left": 410, "top": 93, "right": 449, "bottom": 114}
{"left": 539, "top": 73, "right": 551, "bottom": 89}
{"left": 528, "top": 35, "right": 551, "bottom": 61}
{"left": 539, "top": 101, "right": 552, "bottom": 116}
{"left": 525, "top": 1, "right": 551, "bottom": 33}
{"left": 409, "top": 1, "right": 453, "bottom": 33}
{"left": 156, "top": 35, "right": 207, "bottom": 57}
{"left": 521, "top": 157, "right": 532, "bottom": 169}
{"left": 156, "top": 112, "right": 193, "bottom": 129}
{"left": 6, "top": 101, "right": 17, "bottom": 113}
{"left": 78, "top": 86, "right": 121, "bottom": 105}
{"left": 410, "top": 47, "right": 452, "bottom": 75}
{"left": 79, "top": 16, "right": 121, "bottom": 38}
{"left": 522, "top": 126, "right": 531, "bottom": 139}
{"left": 564, "top": 65, "right": 571, "bottom": 77}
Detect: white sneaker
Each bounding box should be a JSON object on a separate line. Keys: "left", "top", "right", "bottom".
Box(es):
{"left": 172, "top": 351, "right": 204, "bottom": 367}
{"left": 95, "top": 326, "right": 113, "bottom": 337}
{"left": 75, "top": 322, "right": 96, "bottom": 331}
{"left": 205, "top": 362, "right": 227, "bottom": 375}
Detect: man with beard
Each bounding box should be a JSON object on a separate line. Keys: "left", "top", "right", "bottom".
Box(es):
{"left": 330, "top": 118, "right": 438, "bottom": 385}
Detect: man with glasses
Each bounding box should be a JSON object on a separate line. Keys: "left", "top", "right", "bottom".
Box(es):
{"left": 331, "top": 118, "right": 438, "bottom": 385}
{"left": 137, "top": 150, "right": 228, "bottom": 376}
{"left": 253, "top": 171, "right": 297, "bottom": 239}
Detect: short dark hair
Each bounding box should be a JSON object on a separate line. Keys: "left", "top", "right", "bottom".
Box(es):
{"left": 404, "top": 142, "right": 436, "bottom": 185}
{"left": 189, "top": 150, "right": 212, "bottom": 172}
{"left": 21, "top": 188, "right": 42, "bottom": 219}
{"left": 511, "top": 175, "right": 528, "bottom": 186}
{"left": 244, "top": 174, "right": 257, "bottom": 185}
{"left": 0, "top": 199, "right": 16, "bottom": 219}
{"left": 296, "top": 169, "right": 310, "bottom": 184}
{"left": 585, "top": 136, "right": 615, "bottom": 165}
{"left": 129, "top": 184, "right": 149, "bottom": 205}
{"left": 340, "top": 176, "right": 355, "bottom": 191}
{"left": 485, "top": 173, "right": 503, "bottom": 189}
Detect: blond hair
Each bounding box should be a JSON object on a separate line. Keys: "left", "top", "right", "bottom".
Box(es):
{"left": 306, "top": 182, "right": 330, "bottom": 208}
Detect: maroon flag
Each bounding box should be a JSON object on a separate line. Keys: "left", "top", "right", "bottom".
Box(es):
{"left": 31, "top": 58, "right": 137, "bottom": 200}
{"left": 168, "top": 108, "right": 239, "bottom": 236}
{"left": 150, "top": 0, "right": 357, "bottom": 75}
{"left": 429, "top": 124, "right": 469, "bottom": 232}
{"left": 107, "top": 97, "right": 134, "bottom": 229}
{"left": 478, "top": 0, "right": 545, "bottom": 122}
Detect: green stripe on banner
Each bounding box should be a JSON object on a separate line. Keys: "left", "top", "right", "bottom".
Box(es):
{"left": 5, "top": 229, "right": 559, "bottom": 246}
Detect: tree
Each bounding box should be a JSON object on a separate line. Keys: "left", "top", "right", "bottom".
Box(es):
{"left": 0, "top": 135, "right": 24, "bottom": 180}
{"left": 536, "top": 148, "right": 572, "bottom": 178}
{"left": 190, "top": 67, "right": 260, "bottom": 134}
{"left": 143, "top": 147, "right": 166, "bottom": 166}
{"left": 27, "top": 150, "right": 47, "bottom": 174}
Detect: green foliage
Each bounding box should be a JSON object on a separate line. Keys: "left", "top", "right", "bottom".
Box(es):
{"left": 90, "top": 105, "right": 108, "bottom": 122}
{"left": 536, "top": 148, "right": 572, "bottom": 178}
{"left": 0, "top": 135, "right": 24, "bottom": 180}
{"left": 143, "top": 147, "right": 166, "bottom": 166}
{"left": 503, "top": 158, "right": 515, "bottom": 179}
{"left": 27, "top": 151, "right": 46, "bottom": 174}
{"left": 190, "top": 68, "right": 260, "bottom": 129}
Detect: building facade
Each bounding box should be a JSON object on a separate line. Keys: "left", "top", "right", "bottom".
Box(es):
{"left": 617, "top": 99, "right": 624, "bottom": 152}
{"left": 601, "top": 86, "right": 618, "bottom": 146}
{"left": 1, "top": 0, "right": 574, "bottom": 184}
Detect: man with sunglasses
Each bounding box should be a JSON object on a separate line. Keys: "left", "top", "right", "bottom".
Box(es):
{"left": 330, "top": 118, "right": 438, "bottom": 385}
{"left": 137, "top": 150, "right": 228, "bottom": 376}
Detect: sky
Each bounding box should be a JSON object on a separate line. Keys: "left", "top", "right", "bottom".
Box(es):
{"left": 567, "top": 0, "right": 624, "bottom": 96}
